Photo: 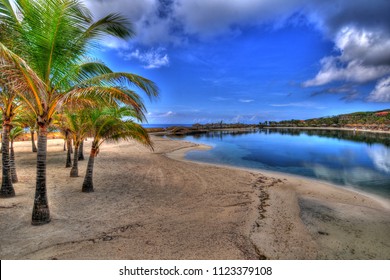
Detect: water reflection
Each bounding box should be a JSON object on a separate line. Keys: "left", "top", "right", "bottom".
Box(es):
{"left": 171, "top": 128, "right": 390, "bottom": 198}
{"left": 367, "top": 145, "right": 390, "bottom": 173}
{"left": 175, "top": 128, "right": 390, "bottom": 146}
{"left": 263, "top": 128, "right": 390, "bottom": 147}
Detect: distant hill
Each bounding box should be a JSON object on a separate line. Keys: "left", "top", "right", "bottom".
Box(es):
{"left": 264, "top": 109, "right": 390, "bottom": 131}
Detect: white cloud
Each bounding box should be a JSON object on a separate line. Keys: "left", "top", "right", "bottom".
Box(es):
{"left": 124, "top": 48, "right": 169, "bottom": 69}
{"left": 270, "top": 102, "right": 326, "bottom": 109}
{"left": 147, "top": 111, "right": 176, "bottom": 121}
{"left": 304, "top": 27, "right": 390, "bottom": 87}
{"left": 367, "top": 76, "right": 390, "bottom": 102}
{"left": 239, "top": 99, "right": 254, "bottom": 103}
{"left": 303, "top": 56, "right": 390, "bottom": 87}
{"left": 84, "top": 0, "right": 390, "bottom": 101}
{"left": 85, "top": 0, "right": 307, "bottom": 45}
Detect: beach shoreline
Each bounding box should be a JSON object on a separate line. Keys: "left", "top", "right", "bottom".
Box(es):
{"left": 165, "top": 141, "right": 390, "bottom": 210}
{"left": 0, "top": 136, "right": 389, "bottom": 260}
{"left": 148, "top": 126, "right": 390, "bottom": 136}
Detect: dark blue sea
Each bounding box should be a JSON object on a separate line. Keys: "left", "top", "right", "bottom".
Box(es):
{"left": 169, "top": 129, "right": 390, "bottom": 198}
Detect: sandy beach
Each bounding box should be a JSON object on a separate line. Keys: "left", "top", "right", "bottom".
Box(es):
{"left": 0, "top": 136, "right": 389, "bottom": 260}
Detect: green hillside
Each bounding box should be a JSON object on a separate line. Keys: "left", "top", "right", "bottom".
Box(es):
{"left": 264, "top": 109, "right": 390, "bottom": 130}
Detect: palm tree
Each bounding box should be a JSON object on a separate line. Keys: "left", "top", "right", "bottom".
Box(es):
{"left": 78, "top": 140, "right": 85, "bottom": 161}
{"left": 9, "top": 126, "right": 24, "bottom": 183}
{"left": 0, "top": 85, "right": 19, "bottom": 197}
{"left": 63, "top": 109, "right": 90, "bottom": 177}
{"left": 82, "top": 107, "right": 152, "bottom": 193}
{"left": 0, "top": 0, "right": 158, "bottom": 225}
{"left": 53, "top": 112, "right": 74, "bottom": 167}
{"left": 16, "top": 110, "right": 38, "bottom": 152}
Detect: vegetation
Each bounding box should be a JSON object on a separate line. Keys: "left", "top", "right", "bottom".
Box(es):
{"left": 81, "top": 106, "right": 152, "bottom": 193}
{"left": 9, "top": 126, "right": 23, "bottom": 183}
{"left": 261, "top": 109, "right": 390, "bottom": 130}
{"left": 0, "top": 0, "right": 158, "bottom": 225}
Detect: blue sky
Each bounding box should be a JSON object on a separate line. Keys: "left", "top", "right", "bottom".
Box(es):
{"left": 85, "top": 0, "right": 390, "bottom": 124}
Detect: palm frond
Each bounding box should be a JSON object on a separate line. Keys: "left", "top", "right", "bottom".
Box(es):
{"left": 64, "top": 86, "right": 147, "bottom": 121}
{"left": 0, "top": 0, "right": 19, "bottom": 24}
{"left": 0, "top": 42, "right": 45, "bottom": 115}
{"left": 84, "top": 13, "right": 135, "bottom": 41}
{"left": 79, "top": 72, "right": 159, "bottom": 99}
{"left": 9, "top": 126, "right": 24, "bottom": 140}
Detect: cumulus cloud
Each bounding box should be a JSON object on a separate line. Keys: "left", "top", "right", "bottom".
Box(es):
{"left": 84, "top": 0, "right": 390, "bottom": 100}
{"left": 85, "top": 0, "right": 307, "bottom": 45}
{"left": 367, "top": 76, "right": 390, "bottom": 102}
{"left": 123, "top": 48, "right": 169, "bottom": 69}
{"left": 303, "top": 27, "right": 390, "bottom": 87}
{"left": 84, "top": 0, "right": 184, "bottom": 46}
{"left": 173, "top": 0, "right": 305, "bottom": 37}
{"left": 302, "top": 1, "right": 390, "bottom": 97}
{"left": 85, "top": 0, "right": 390, "bottom": 47}
{"left": 303, "top": 55, "right": 390, "bottom": 87}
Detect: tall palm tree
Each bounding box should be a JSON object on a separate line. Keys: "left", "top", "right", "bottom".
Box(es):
{"left": 0, "top": 0, "right": 158, "bottom": 225}
{"left": 9, "top": 126, "right": 24, "bottom": 183}
{"left": 82, "top": 106, "right": 152, "bottom": 193}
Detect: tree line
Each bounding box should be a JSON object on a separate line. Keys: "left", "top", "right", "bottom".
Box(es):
{"left": 260, "top": 109, "right": 390, "bottom": 130}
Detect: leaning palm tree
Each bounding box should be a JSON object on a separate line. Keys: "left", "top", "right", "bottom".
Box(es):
{"left": 0, "top": 0, "right": 158, "bottom": 225}
{"left": 9, "top": 126, "right": 24, "bottom": 183}
{"left": 82, "top": 106, "right": 152, "bottom": 193}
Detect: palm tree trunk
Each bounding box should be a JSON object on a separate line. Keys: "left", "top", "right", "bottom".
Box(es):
{"left": 66, "top": 134, "right": 72, "bottom": 168}
{"left": 31, "top": 130, "right": 37, "bottom": 153}
{"left": 10, "top": 140, "right": 18, "bottom": 183}
{"left": 82, "top": 146, "right": 97, "bottom": 193}
{"left": 0, "top": 121, "right": 15, "bottom": 198}
{"left": 78, "top": 140, "right": 84, "bottom": 161}
{"left": 31, "top": 124, "right": 50, "bottom": 225}
{"left": 70, "top": 142, "right": 79, "bottom": 177}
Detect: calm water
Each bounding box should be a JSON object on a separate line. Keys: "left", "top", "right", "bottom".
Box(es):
{"left": 169, "top": 129, "right": 390, "bottom": 198}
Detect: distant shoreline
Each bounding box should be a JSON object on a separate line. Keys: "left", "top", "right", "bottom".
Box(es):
{"left": 147, "top": 125, "right": 390, "bottom": 136}
{"left": 267, "top": 126, "right": 390, "bottom": 134}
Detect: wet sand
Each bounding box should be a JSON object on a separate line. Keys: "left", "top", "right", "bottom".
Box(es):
{"left": 0, "top": 136, "right": 389, "bottom": 259}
